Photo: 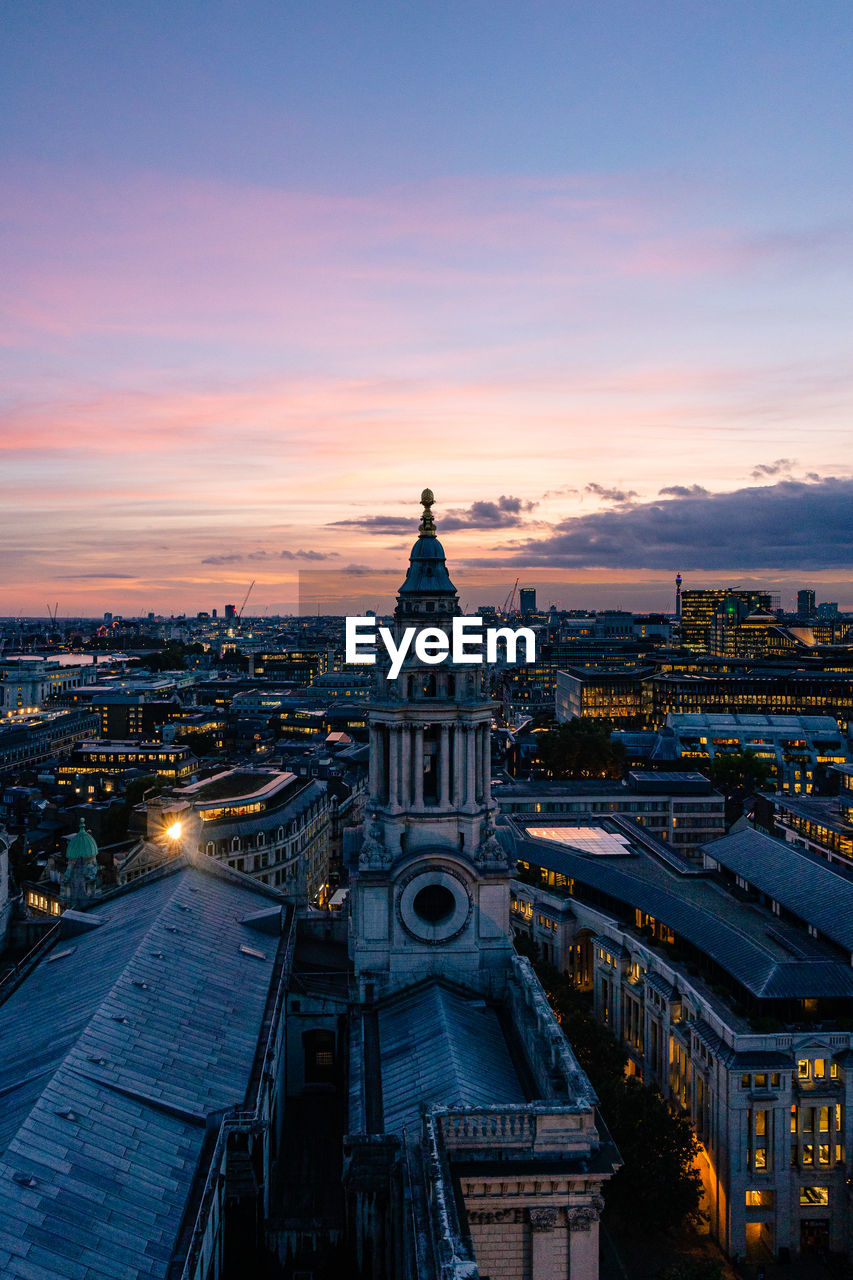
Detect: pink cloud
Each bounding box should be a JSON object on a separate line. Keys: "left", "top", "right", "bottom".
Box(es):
{"left": 2, "top": 167, "right": 824, "bottom": 360}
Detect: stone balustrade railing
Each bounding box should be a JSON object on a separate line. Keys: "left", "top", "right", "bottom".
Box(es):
{"left": 437, "top": 1104, "right": 592, "bottom": 1158}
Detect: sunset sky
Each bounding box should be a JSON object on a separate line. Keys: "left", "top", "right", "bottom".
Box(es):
{"left": 2, "top": 1, "right": 852, "bottom": 617}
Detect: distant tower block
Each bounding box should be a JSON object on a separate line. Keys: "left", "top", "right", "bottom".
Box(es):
{"left": 675, "top": 573, "right": 683, "bottom": 620}
{"left": 519, "top": 587, "right": 536, "bottom": 616}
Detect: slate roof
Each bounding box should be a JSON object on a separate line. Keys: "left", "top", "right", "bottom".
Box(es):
{"left": 702, "top": 827, "right": 853, "bottom": 954}
{"left": 0, "top": 857, "right": 289, "bottom": 1280}
{"left": 512, "top": 822, "right": 853, "bottom": 1002}
{"left": 376, "top": 982, "right": 526, "bottom": 1135}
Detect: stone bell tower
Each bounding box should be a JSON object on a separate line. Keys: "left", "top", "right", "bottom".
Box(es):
{"left": 350, "top": 489, "right": 512, "bottom": 997}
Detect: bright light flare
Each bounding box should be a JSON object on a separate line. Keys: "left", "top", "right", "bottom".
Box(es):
{"left": 166, "top": 821, "right": 183, "bottom": 840}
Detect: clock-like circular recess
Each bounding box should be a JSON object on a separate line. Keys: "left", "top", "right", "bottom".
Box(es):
{"left": 397, "top": 865, "right": 471, "bottom": 944}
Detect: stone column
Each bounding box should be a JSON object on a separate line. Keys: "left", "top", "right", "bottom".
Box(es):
{"left": 388, "top": 725, "right": 400, "bottom": 811}
{"left": 400, "top": 724, "right": 411, "bottom": 810}
{"left": 567, "top": 1205, "right": 601, "bottom": 1278}
{"left": 480, "top": 723, "right": 490, "bottom": 802}
{"left": 474, "top": 723, "right": 482, "bottom": 803}
{"left": 452, "top": 724, "right": 464, "bottom": 807}
{"left": 439, "top": 725, "right": 450, "bottom": 809}
{"left": 369, "top": 725, "right": 380, "bottom": 800}
{"left": 466, "top": 725, "right": 477, "bottom": 808}
{"left": 529, "top": 1207, "right": 564, "bottom": 1279}
{"left": 413, "top": 726, "right": 424, "bottom": 810}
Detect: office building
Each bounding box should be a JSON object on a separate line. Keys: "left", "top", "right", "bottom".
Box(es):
{"left": 664, "top": 713, "right": 850, "bottom": 794}
{"left": 556, "top": 666, "right": 652, "bottom": 727}
{"left": 519, "top": 586, "right": 537, "bottom": 615}
{"left": 650, "top": 670, "right": 853, "bottom": 735}
{"left": 506, "top": 817, "right": 853, "bottom": 1263}
{"left": 493, "top": 771, "right": 725, "bottom": 855}
{"left": 768, "top": 764, "right": 853, "bottom": 866}
{"left": 57, "top": 740, "right": 198, "bottom": 793}
{"left": 0, "top": 658, "right": 101, "bottom": 712}
{"left": 123, "top": 766, "right": 332, "bottom": 907}
{"left": 798, "top": 590, "right": 817, "bottom": 619}
{"left": 0, "top": 708, "right": 100, "bottom": 773}
{"left": 680, "top": 589, "right": 775, "bottom": 652}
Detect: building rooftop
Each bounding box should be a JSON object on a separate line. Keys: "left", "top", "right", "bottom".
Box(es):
{"left": 768, "top": 790, "right": 853, "bottom": 838}
{"left": 74, "top": 739, "right": 193, "bottom": 754}
{"left": 666, "top": 712, "right": 842, "bottom": 732}
{"left": 511, "top": 817, "right": 853, "bottom": 1002}
{"left": 0, "top": 857, "right": 290, "bottom": 1280}
{"left": 376, "top": 981, "right": 526, "bottom": 1135}
{"left": 494, "top": 772, "right": 714, "bottom": 798}
{"left": 702, "top": 827, "right": 853, "bottom": 954}
{"left": 177, "top": 768, "right": 292, "bottom": 804}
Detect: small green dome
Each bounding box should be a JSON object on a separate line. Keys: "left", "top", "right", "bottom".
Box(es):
{"left": 67, "top": 819, "right": 98, "bottom": 861}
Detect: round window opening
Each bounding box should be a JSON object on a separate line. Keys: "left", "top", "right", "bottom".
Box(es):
{"left": 413, "top": 883, "right": 455, "bottom": 925}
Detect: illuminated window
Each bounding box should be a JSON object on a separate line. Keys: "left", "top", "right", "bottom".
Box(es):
{"left": 800, "top": 1186, "right": 829, "bottom": 1206}
{"left": 798, "top": 1059, "right": 811, "bottom": 1081}
{"left": 814, "top": 1059, "right": 826, "bottom": 1079}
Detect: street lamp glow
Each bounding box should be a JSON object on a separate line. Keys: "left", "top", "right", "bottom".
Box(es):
{"left": 166, "top": 821, "right": 182, "bottom": 841}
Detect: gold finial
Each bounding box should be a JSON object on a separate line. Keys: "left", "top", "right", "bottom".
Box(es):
{"left": 419, "top": 488, "right": 436, "bottom": 536}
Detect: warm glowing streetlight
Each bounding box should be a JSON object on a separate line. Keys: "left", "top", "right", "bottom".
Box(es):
{"left": 166, "top": 821, "right": 182, "bottom": 841}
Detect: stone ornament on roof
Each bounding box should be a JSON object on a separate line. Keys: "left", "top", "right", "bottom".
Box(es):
{"left": 359, "top": 812, "right": 391, "bottom": 870}
{"left": 475, "top": 812, "right": 508, "bottom": 869}
{"left": 419, "top": 487, "right": 436, "bottom": 536}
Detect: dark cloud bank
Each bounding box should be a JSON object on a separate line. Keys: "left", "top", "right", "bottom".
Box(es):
{"left": 495, "top": 477, "right": 853, "bottom": 570}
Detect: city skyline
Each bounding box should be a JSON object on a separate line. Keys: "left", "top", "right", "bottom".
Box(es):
{"left": 2, "top": 2, "right": 852, "bottom": 614}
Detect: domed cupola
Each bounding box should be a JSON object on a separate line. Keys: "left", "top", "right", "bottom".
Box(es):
{"left": 62, "top": 819, "right": 100, "bottom": 908}
{"left": 66, "top": 819, "right": 99, "bottom": 863}
{"left": 395, "top": 489, "right": 460, "bottom": 622}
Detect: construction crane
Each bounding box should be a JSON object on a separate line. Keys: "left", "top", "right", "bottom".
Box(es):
{"left": 501, "top": 578, "right": 520, "bottom": 617}
{"left": 236, "top": 580, "right": 255, "bottom": 629}
{"left": 46, "top": 603, "right": 59, "bottom": 627}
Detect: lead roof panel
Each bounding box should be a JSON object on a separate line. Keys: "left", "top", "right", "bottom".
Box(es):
{"left": 0, "top": 863, "right": 285, "bottom": 1280}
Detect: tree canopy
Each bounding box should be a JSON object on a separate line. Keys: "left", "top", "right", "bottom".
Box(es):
{"left": 709, "top": 748, "right": 772, "bottom": 827}
{"left": 709, "top": 749, "right": 771, "bottom": 798}
{"left": 534, "top": 962, "right": 703, "bottom": 1237}
{"left": 535, "top": 717, "right": 625, "bottom": 780}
